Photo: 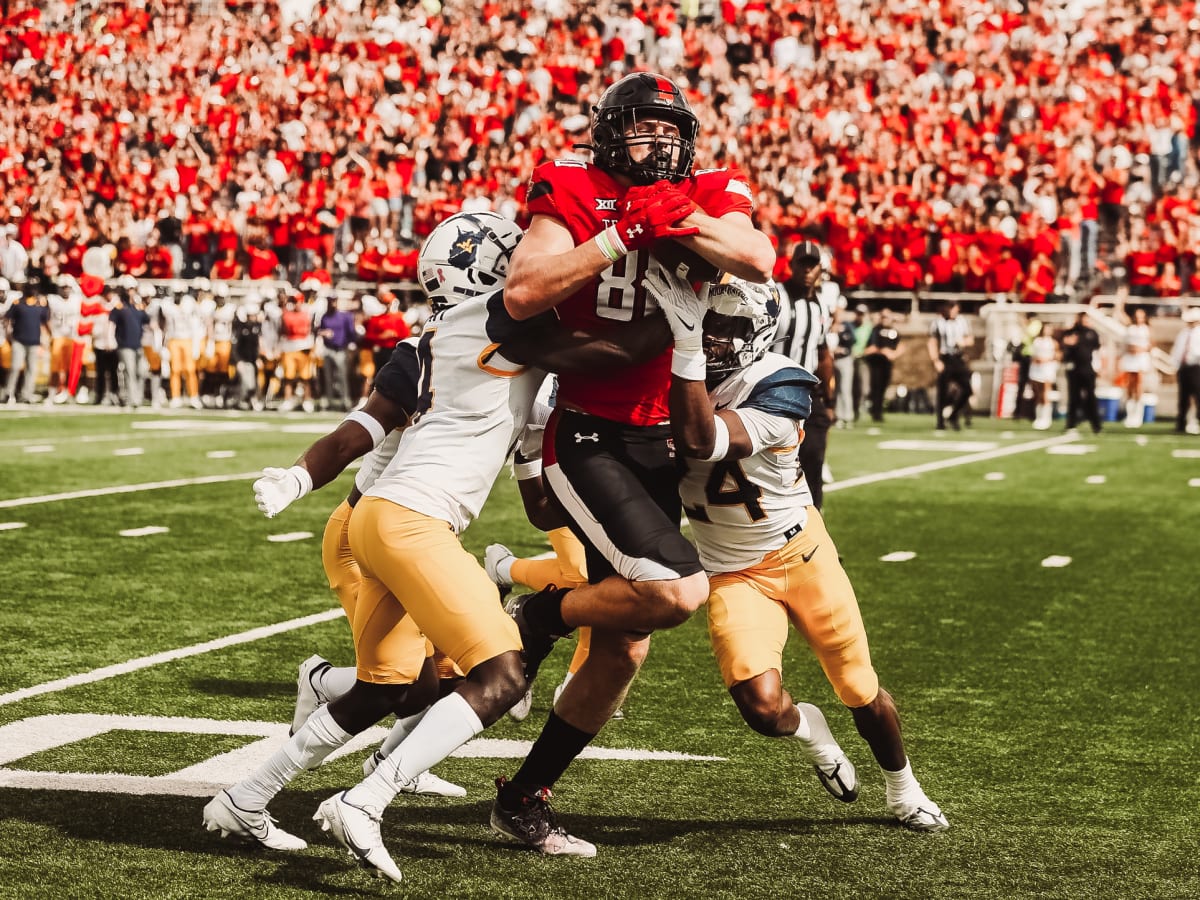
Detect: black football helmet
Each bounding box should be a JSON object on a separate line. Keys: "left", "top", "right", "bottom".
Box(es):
{"left": 588, "top": 73, "right": 698, "bottom": 185}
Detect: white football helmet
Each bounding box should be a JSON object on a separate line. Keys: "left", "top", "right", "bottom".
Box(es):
{"left": 418, "top": 211, "right": 523, "bottom": 311}
{"left": 703, "top": 278, "right": 782, "bottom": 385}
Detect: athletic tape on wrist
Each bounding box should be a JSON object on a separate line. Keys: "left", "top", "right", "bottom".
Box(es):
{"left": 287, "top": 465, "right": 314, "bottom": 499}
{"left": 344, "top": 409, "right": 386, "bottom": 448}
{"left": 513, "top": 459, "right": 542, "bottom": 481}
{"left": 671, "top": 347, "right": 708, "bottom": 381}
{"left": 702, "top": 416, "right": 730, "bottom": 462}
{"left": 605, "top": 224, "right": 629, "bottom": 257}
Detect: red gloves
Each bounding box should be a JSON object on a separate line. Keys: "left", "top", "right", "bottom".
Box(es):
{"left": 613, "top": 183, "right": 698, "bottom": 252}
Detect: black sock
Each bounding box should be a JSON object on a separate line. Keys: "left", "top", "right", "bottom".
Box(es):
{"left": 524, "top": 586, "right": 570, "bottom": 637}
{"left": 502, "top": 712, "right": 596, "bottom": 804}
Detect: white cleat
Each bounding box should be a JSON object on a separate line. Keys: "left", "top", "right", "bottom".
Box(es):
{"left": 314, "top": 792, "right": 402, "bottom": 882}
{"left": 360, "top": 751, "right": 466, "bottom": 797}
{"left": 795, "top": 702, "right": 858, "bottom": 802}
{"left": 508, "top": 686, "right": 533, "bottom": 721}
{"left": 291, "top": 655, "right": 331, "bottom": 735}
{"left": 202, "top": 790, "right": 307, "bottom": 851}
{"left": 484, "top": 543, "right": 515, "bottom": 588}
{"left": 889, "top": 795, "right": 950, "bottom": 833}
{"left": 399, "top": 770, "right": 467, "bottom": 798}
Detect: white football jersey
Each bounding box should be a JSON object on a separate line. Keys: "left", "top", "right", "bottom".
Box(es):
{"left": 679, "top": 353, "right": 820, "bottom": 573}
{"left": 367, "top": 292, "right": 544, "bottom": 534}
{"left": 48, "top": 293, "right": 81, "bottom": 339}
{"left": 208, "top": 300, "right": 237, "bottom": 343}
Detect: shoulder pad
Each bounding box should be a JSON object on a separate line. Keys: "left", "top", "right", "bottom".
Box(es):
{"left": 744, "top": 365, "right": 819, "bottom": 421}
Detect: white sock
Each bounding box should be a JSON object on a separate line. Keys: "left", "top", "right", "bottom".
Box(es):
{"left": 228, "top": 706, "right": 352, "bottom": 810}
{"left": 790, "top": 706, "right": 812, "bottom": 742}
{"left": 315, "top": 665, "right": 358, "bottom": 701}
{"left": 496, "top": 555, "right": 515, "bottom": 585}
{"left": 882, "top": 758, "right": 921, "bottom": 805}
{"left": 344, "top": 692, "right": 483, "bottom": 811}
{"left": 378, "top": 708, "right": 429, "bottom": 758}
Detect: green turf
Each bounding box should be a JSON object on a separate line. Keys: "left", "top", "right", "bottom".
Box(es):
{"left": 0, "top": 409, "right": 1197, "bottom": 899}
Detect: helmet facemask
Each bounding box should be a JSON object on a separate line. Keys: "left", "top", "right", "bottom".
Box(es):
{"left": 588, "top": 73, "right": 699, "bottom": 185}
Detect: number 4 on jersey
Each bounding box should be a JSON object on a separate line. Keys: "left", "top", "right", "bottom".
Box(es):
{"left": 684, "top": 459, "right": 766, "bottom": 523}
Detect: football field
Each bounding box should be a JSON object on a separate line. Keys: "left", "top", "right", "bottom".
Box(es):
{"left": 0, "top": 408, "right": 1196, "bottom": 900}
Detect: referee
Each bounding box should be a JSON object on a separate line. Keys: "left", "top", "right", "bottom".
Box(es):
{"left": 927, "top": 300, "right": 974, "bottom": 430}
{"left": 776, "top": 239, "right": 838, "bottom": 509}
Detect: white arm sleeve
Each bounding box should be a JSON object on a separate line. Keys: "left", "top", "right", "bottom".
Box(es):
{"left": 354, "top": 428, "right": 404, "bottom": 494}
{"left": 731, "top": 407, "right": 803, "bottom": 456}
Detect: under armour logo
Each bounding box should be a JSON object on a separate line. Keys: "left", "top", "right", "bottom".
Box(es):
{"left": 574, "top": 432, "right": 599, "bottom": 443}
{"left": 626, "top": 224, "right": 644, "bottom": 240}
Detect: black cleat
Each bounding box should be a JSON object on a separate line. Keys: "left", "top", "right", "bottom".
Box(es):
{"left": 504, "top": 585, "right": 571, "bottom": 681}
{"left": 490, "top": 777, "right": 596, "bottom": 856}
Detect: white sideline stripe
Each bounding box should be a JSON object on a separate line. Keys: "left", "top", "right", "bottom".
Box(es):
{"left": 0, "top": 472, "right": 262, "bottom": 509}
{"left": 0, "top": 521, "right": 27, "bottom": 531}
{"left": 0, "top": 609, "right": 344, "bottom": 707}
{"left": 23, "top": 444, "right": 54, "bottom": 453}
{"left": 0, "top": 432, "right": 1077, "bottom": 706}
{"left": 825, "top": 434, "right": 1078, "bottom": 494}
{"left": 0, "top": 715, "right": 724, "bottom": 796}
{"left": 119, "top": 526, "right": 170, "bottom": 538}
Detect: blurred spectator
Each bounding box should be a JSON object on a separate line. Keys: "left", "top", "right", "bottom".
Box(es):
{"left": 110, "top": 284, "right": 150, "bottom": 408}
{"left": 318, "top": 293, "right": 356, "bottom": 411}
{"left": 4, "top": 290, "right": 50, "bottom": 404}
{"left": 1060, "top": 310, "right": 1103, "bottom": 434}
{"left": 863, "top": 309, "right": 904, "bottom": 424}
{"left": 1, "top": 0, "right": 1196, "bottom": 300}
{"left": 1172, "top": 308, "right": 1200, "bottom": 435}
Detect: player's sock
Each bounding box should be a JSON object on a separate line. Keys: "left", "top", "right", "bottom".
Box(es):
{"left": 522, "top": 588, "right": 570, "bottom": 637}
{"left": 503, "top": 712, "right": 595, "bottom": 803}
{"left": 510, "top": 556, "right": 559, "bottom": 590}
{"left": 344, "top": 692, "right": 482, "bottom": 811}
{"left": 315, "top": 665, "right": 358, "bottom": 700}
{"left": 227, "top": 706, "right": 351, "bottom": 810}
{"left": 790, "top": 707, "right": 812, "bottom": 741}
{"left": 378, "top": 709, "right": 429, "bottom": 758}
{"left": 881, "top": 758, "right": 921, "bottom": 806}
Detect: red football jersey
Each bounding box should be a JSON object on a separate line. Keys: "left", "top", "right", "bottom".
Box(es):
{"left": 526, "top": 160, "right": 754, "bottom": 424}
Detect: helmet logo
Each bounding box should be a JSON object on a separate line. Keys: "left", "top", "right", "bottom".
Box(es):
{"left": 449, "top": 231, "right": 481, "bottom": 268}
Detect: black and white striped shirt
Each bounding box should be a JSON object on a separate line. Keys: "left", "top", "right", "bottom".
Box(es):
{"left": 930, "top": 315, "right": 971, "bottom": 356}
{"left": 773, "top": 281, "right": 839, "bottom": 371}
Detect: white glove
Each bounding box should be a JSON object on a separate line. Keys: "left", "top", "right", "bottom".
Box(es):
{"left": 253, "top": 465, "right": 313, "bottom": 518}
{"left": 643, "top": 263, "right": 710, "bottom": 380}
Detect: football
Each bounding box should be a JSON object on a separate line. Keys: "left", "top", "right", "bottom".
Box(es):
{"left": 650, "top": 238, "right": 721, "bottom": 283}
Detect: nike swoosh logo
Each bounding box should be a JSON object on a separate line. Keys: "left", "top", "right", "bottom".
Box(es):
{"left": 801, "top": 545, "right": 819, "bottom": 563}
{"left": 680, "top": 321, "right": 695, "bottom": 331}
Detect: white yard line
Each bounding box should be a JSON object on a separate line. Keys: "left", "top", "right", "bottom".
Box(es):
{"left": 1, "top": 431, "right": 1076, "bottom": 706}
{"left": 826, "top": 434, "right": 1077, "bottom": 494}
{"left": 0, "top": 472, "right": 262, "bottom": 509}
{"left": 0, "top": 610, "right": 343, "bottom": 707}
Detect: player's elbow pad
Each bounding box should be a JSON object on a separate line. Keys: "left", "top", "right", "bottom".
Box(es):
{"left": 343, "top": 410, "right": 386, "bottom": 448}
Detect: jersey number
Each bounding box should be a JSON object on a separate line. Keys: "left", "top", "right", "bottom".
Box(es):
{"left": 412, "top": 328, "right": 435, "bottom": 422}
{"left": 686, "top": 460, "right": 766, "bottom": 523}
{"left": 595, "top": 249, "right": 655, "bottom": 322}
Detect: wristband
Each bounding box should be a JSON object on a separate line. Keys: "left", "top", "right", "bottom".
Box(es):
{"left": 593, "top": 225, "right": 628, "bottom": 262}
{"left": 514, "top": 458, "right": 542, "bottom": 481}
{"left": 671, "top": 346, "right": 708, "bottom": 381}
{"left": 701, "top": 416, "right": 730, "bottom": 462}
{"left": 344, "top": 409, "right": 386, "bottom": 448}
{"left": 287, "top": 465, "right": 314, "bottom": 499}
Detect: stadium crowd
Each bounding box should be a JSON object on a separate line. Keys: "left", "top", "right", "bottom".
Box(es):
{"left": 2, "top": 0, "right": 1200, "bottom": 406}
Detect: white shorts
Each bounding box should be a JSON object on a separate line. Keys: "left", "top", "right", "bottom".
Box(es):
{"left": 1029, "top": 362, "right": 1058, "bottom": 384}
{"left": 1120, "top": 352, "right": 1151, "bottom": 374}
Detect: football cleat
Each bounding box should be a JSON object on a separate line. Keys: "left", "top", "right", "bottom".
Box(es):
{"left": 504, "top": 586, "right": 571, "bottom": 682}
{"left": 314, "top": 792, "right": 403, "bottom": 883}
{"left": 507, "top": 685, "right": 534, "bottom": 721}
{"left": 490, "top": 778, "right": 596, "bottom": 857}
{"left": 484, "top": 543, "right": 515, "bottom": 590}
{"left": 291, "top": 654, "right": 331, "bottom": 736}
{"left": 889, "top": 796, "right": 950, "bottom": 833}
{"left": 358, "top": 752, "right": 466, "bottom": 797}
{"left": 202, "top": 791, "right": 307, "bottom": 851}
{"left": 795, "top": 702, "right": 858, "bottom": 803}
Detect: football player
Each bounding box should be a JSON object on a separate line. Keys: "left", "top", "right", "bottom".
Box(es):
{"left": 647, "top": 267, "right": 949, "bottom": 833}
{"left": 492, "top": 71, "right": 775, "bottom": 852}
{"left": 205, "top": 211, "right": 670, "bottom": 880}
